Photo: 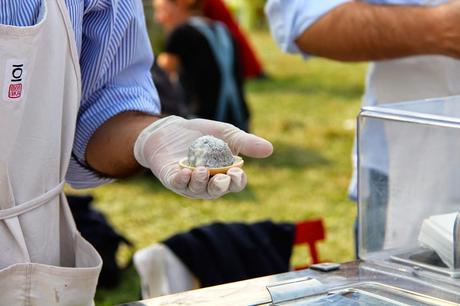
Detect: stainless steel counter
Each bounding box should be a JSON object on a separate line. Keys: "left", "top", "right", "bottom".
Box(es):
{"left": 120, "top": 261, "right": 460, "bottom": 305}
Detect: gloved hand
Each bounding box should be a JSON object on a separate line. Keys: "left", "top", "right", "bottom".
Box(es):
{"left": 134, "top": 116, "right": 273, "bottom": 199}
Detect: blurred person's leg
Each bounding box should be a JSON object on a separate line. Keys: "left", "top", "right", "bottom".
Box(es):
{"left": 366, "top": 169, "right": 388, "bottom": 252}
{"left": 356, "top": 169, "right": 388, "bottom": 257}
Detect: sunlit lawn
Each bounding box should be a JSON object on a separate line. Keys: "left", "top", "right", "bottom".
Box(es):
{"left": 70, "top": 30, "right": 367, "bottom": 305}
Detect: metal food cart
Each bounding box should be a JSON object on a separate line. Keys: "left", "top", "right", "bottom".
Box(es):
{"left": 124, "top": 96, "right": 460, "bottom": 305}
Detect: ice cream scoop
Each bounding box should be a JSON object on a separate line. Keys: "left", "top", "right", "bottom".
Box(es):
{"left": 179, "top": 135, "right": 244, "bottom": 175}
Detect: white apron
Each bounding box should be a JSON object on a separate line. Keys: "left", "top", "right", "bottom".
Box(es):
{"left": 0, "top": 0, "right": 102, "bottom": 305}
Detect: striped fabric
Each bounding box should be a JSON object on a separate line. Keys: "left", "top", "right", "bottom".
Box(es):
{"left": 0, "top": 0, "right": 161, "bottom": 188}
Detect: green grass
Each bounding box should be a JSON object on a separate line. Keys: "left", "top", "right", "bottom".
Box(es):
{"left": 70, "top": 30, "right": 367, "bottom": 305}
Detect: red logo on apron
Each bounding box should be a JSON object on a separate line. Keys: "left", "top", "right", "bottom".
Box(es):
{"left": 3, "top": 61, "right": 25, "bottom": 102}
{"left": 8, "top": 83, "right": 22, "bottom": 99}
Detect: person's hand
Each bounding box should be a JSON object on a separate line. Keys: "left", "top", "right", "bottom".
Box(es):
{"left": 157, "top": 53, "right": 179, "bottom": 75}
{"left": 134, "top": 116, "right": 273, "bottom": 199}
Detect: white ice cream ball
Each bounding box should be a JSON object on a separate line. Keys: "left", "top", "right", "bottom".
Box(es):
{"left": 188, "top": 135, "right": 234, "bottom": 168}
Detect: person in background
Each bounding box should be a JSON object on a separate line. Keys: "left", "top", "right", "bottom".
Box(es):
{"left": 266, "top": 0, "right": 460, "bottom": 255}
{"left": 151, "top": 60, "right": 189, "bottom": 117}
{"left": 203, "top": 0, "right": 266, "bottom": 79}
{"left": 0, "top": 0, "right": 273, "bottom": 304}
{"left": 154, "top": 0, "right": 251, "bottom": 132}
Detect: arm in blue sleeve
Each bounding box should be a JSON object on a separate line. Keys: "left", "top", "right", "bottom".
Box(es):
{"left": 67, "top": 0, "right": 161, "bottom": 188}
{"left": 265, "top": 0, "right": 351, "bottom": 55}
{"left": 265, "top": 0, "right": 431, "bottom": 57}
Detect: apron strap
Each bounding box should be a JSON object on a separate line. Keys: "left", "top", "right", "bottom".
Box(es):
{"left": 188, "top": 17, "right": 246, "bottom": 129}
{"left": 0, "top": 181, "right": 65, "bottom": 262}
{"left": 0, "top": 181, "right": 65, "bottom": 220}
{"left": 0, "top": 163, "right": 16, "bottom": 209}
{"left": 4, "top": 217, "right": 31, "bottom": 262}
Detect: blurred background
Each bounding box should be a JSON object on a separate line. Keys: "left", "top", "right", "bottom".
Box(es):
{"left": 69, "top": 0, "right": 367, "bottom": 304}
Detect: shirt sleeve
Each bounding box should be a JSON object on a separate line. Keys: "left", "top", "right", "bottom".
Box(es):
{"left": 66, "top": 0, "right": 161, "bottom": 189}
{"left": 264, "top": 0, "right": 352, "bottom": 55}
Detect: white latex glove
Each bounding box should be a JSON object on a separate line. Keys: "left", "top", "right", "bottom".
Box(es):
{"left": 134, "top": 116, "right": 273, "bottom": 199}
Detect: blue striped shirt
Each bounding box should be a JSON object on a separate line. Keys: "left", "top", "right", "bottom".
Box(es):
{"left": 0, "top": 0, "right": 161, "bottom": 188}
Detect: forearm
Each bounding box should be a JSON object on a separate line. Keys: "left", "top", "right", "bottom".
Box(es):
{"left": 295, "top": 1, "right": 445, "bottom": 61}
{"left": 86, "top": 112, "right": 160, "bottom": 178}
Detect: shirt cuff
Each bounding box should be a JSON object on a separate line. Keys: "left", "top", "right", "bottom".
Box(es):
{"left": 265, "top": 0, "right": 351, "bottom": 56}
{"left": 67, "top": 84, "right": 160, "bottom": 188}
{"left": 66, "top": 155, "right": 114, "bottom": 189}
